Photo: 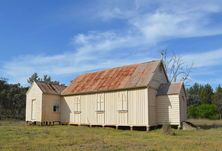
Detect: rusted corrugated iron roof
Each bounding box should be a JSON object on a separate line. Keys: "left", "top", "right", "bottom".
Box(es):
{"left": 157, "top": 82, "right": 184, "bottom": 96}
{"left": 62, "top": 60, "right": 161, "bottom": 95}
{"left": 35, "top": 81, "right": 66, "bottom": 95}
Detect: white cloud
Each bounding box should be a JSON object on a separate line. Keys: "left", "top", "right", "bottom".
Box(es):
{"left": 73, "top": 31, "right": 140, "bottom": 56}
{"left": 2, "top": 31, "right": 153, "bottom": 85}
{"left": 183, "top": 49, "right": 222, "bottom": 68}
{"left": 98, "top": 0, "right": 222, "bottom": 44}
{"left": 180, "top": 49, "right": 222, "bottom": 86}
{"left": 2, "top": 0, "right": 222, "bottom": 85}
{"left": 131, "top": 12, "right": 222, "bottom": 44}
{"left": 98, "top": 8, "right": 136, "bottom": 20}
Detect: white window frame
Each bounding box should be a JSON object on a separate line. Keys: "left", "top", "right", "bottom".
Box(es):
{"left": 118, "top": 91, "right": 128, "bottom": 112}
{"left": 74, "top": 96, "right": 81, "bottom": 113}
{"left": 97, "top": 94, "right": 105, "bottom": 112}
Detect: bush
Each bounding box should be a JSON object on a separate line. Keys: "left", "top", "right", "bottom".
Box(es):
{"left": 188, "top": 104, "right": 217, "bottom": 119}
{"left": 188, "top": 105, "right": 199, "bottom": 118}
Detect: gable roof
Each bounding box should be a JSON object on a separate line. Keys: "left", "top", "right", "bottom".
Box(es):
{"left": 35, "top": 81, "right": 66, "bottom": 95}
{"left": 62, "top": 60, "right": 162, "bottom": 95}
{"left": 157, "top": 82, "right": 184, "bottom": 96}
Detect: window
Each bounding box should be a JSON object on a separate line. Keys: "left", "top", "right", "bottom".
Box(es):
{"left": 53, "top": 105, "right": 59, "bottom": 112}
{"left": 118, "top": 91, "right": 128, "bottom": 111}
{"left": 97, "top": 94, "right": 104, "bottom": 112}
{"left": 74, "top": 96, "right": 81, "bottom": 113}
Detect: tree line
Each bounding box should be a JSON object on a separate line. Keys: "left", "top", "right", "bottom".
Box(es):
{"left": 187, "top": 83, "right": 222, "bottom": 119}
{"left": 0, "top": 73, "right": 62, "bottom": 120}
{"left": 0, "top": 78, "right": 28, "bottom": 119}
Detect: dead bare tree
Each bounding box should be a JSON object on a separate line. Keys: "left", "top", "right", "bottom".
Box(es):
{"left": 160, "top": 50, "right": 193, "bottom": 84}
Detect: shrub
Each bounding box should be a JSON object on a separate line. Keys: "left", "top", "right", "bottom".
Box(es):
{"left": 198, "top": 104, "right": 217, "bottom": 118}
{"left": 188, "top": 104, "right": 217, "bottom": 119}
{"left": 188, "top": 105, "right": 199, "bottom": 118}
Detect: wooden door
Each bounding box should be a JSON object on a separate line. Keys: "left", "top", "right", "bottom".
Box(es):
{"left": 31, "top": 99, "right": 37, "bottom": 120}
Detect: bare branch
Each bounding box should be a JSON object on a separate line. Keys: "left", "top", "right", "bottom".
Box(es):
{"left": 160, "top": 49, "right": 193, "bottom": 83}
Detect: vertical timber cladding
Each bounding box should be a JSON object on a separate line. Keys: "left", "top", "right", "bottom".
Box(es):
{"left": 41, "top": 94, "right": 61, "bottom": 122}
{"left": 103, "top": 88, "right": 148, "bottom": 126}
{"left": 96, "top": 93, "right": 105, "bottom": 125}
{"left": 148, "top": 88, "right": 157, "bottom": 126}
{"left": 60, "top": 96, "right": 74, "bottom": 123}
{"left": 63, "top": 88, "right": 148, "bottom": 126}
{"left": 74, "top": 96, "right": 81, "bottom": 123}
{"left": 117, "top": 91, "right": 128, "bottom": 125}
{"left": 26, "top": 82, "right": 43, "bottom": 122}
{"left": 128, "top": 88, "right": 148, "bottom": 126}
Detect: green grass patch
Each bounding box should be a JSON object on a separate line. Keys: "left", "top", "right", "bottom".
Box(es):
{"left": 0, "top": 120, "right": 222, "bottom": 151}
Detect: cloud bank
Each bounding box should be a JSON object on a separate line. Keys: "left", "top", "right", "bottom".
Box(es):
{"left": 1, "top": 0, "right": 222, "bottom": 85}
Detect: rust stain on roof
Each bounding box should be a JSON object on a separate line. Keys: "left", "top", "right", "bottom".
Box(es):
{"left": 62, "top": 60, "right": 161, "bottom": 95}
{"left": 36, "top": 81, "right": 66, "bottom": 95}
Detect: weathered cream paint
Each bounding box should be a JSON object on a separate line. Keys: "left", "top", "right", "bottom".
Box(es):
{"left": 31, "top": 99, "right": 37, "bottom": 120}
{"left": 156, "top": 95, "right": 181, "bottom": 125}
{"left": 149, "top": 64, "right": 168, "bottom": 89}
{"left": 147, "top": 63, "right": 168, "bottom": 126}
{"left": 156, "top": 86, "right": 187, "bottom": 125}
{"left": 26, "top": 82, "right": 62, "bottom": 122}
{"left": 26, "top": 82, "right": 43, "bottom": 122}
{"left": 42, "top": 94, "right": 61, "bottom": 122}
{"left": 61, "top": 88, "right": 149, "bottom": 126}
{"left": 148, "top": 88, "right": 157, "bottom": 126}
{"left": 26, "top": 62, "right": 187, "bottom": 127}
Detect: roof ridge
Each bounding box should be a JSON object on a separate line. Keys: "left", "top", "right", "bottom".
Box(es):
{"left": 162, "top": 82, "right": 183, "bottom": 84}
{"left": 35, "top": 80, "right": 66, "bottom": 95}
{"left": 169, "top": 82, "right": 184, "bottom": 85}
{"left": 72, "top": 60, "right": 161, "bottom": 80}
{"left": 35, "top": 80, "right": 66, "bottom": 87}
{"left": 63, "top": 60, "right": 161, "bottom": 95}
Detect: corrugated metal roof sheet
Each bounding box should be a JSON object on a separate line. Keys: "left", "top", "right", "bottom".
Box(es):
{"left": 36, "top": 81, "right": 66, "bottom": 95}
{"left": 157, "top": 82, "right": 183, "bottom": 96}
{"left": 62, "top": 60, "right": 161, "bottom": 95}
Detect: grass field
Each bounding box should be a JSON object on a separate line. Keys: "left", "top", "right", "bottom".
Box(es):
{"left": 0, "top": 120, "right": 222, "bottom": 151}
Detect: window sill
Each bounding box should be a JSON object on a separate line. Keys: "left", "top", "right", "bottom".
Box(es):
{"left": 96, "top": 110, "right": 105, "bottom": 114}
{"left": 118, "top": 110, "right": 128, "bottom": 113}
{"left": 74, "top": 111, "right": 81, "bottom": 114}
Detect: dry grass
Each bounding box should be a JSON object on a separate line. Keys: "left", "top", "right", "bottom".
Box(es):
{"left": 0, "top": 120, "right": 222, "bottom": 151}
{"left": 188, "top": 119, "right": 222, "bottom": 129}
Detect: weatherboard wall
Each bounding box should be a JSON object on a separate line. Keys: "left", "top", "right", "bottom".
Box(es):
{"left": 41, "top": 94, "right": 61, "bottom": 122}
{"left": 147, "top": 63, "right": 168, "bottom": 126}
{"left": 60, "top": 88, "right": 149, "bottom": 126}
{"left": 156, "top": 94, "right": 181, "bottom": 125}
{"left": 26, "top": 82, "right": 43, "bottom": 122}
{"left": 149, "top": 63, "right": 168, "bottom": 89}
{"left": 148, "top": 88, "right": 157, "bottom": 126}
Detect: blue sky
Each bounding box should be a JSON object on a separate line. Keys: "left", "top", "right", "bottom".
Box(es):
{"left": 0, "top": 0, "right": 222, "bottom": 87}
